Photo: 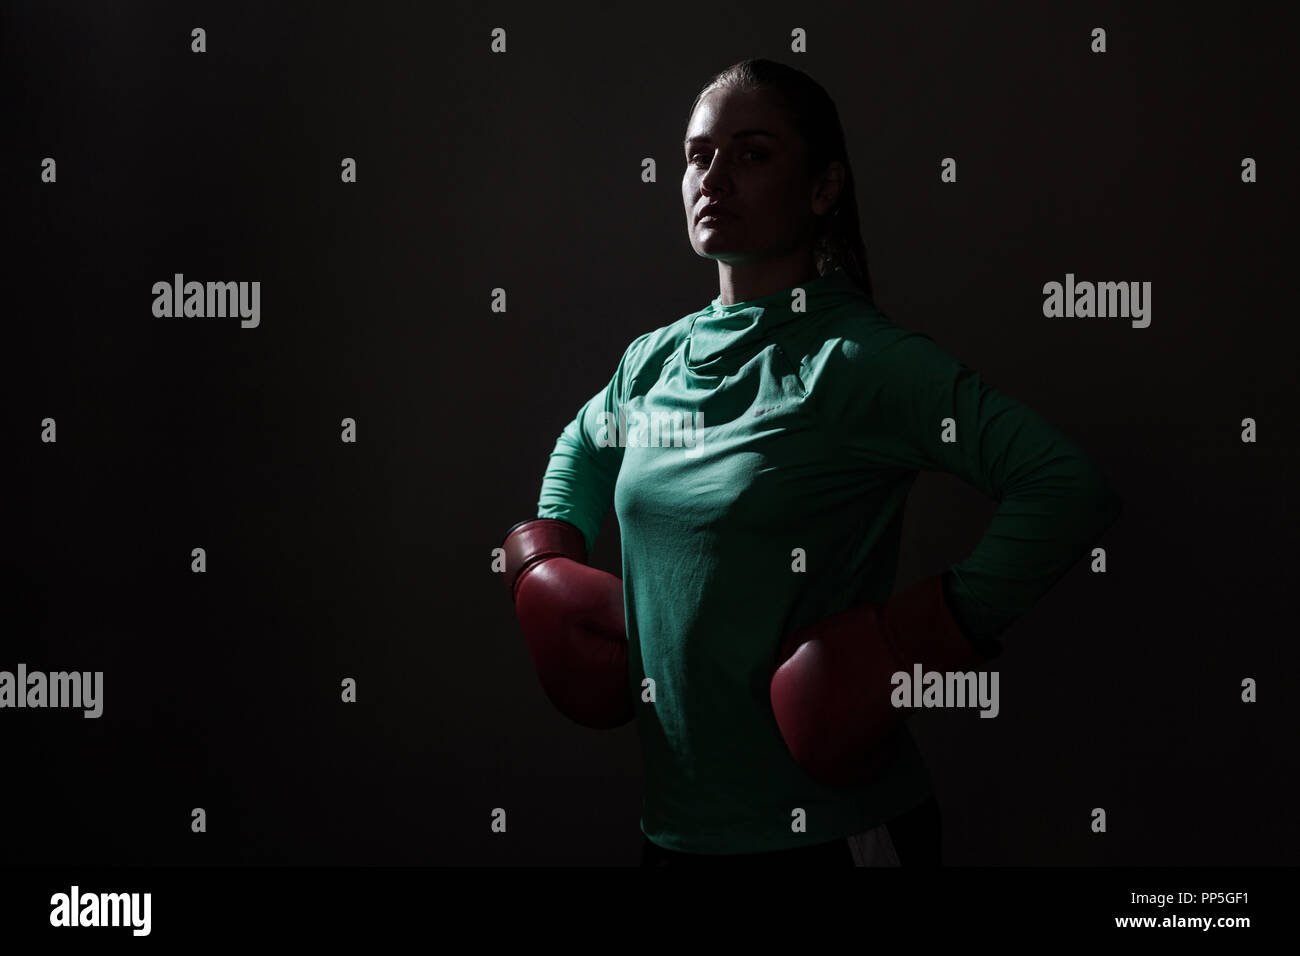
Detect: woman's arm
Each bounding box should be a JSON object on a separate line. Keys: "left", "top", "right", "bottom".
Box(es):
{"left": 535, "top": 329, "right": 658, "bottom": 555}
{"left": 772, "top": 319, "right": 1123, "bottom": 786}
{"left": 821, "top": 321, "right": 1124, "bottom": 653}
{"left": 501, "top": 330, "right": 660, "bottom": 729}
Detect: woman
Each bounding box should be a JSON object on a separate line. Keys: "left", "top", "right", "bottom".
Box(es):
{"left": 501, "top": 59, "right": 1122, "bottom": 867}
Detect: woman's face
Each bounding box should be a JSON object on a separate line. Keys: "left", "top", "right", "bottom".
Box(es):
{"left": 682, "top": 88, "right": 826, "bottom": 265}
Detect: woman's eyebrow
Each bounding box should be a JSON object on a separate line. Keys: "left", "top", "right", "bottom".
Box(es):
{"left": 684, "top": 129, "right": 779, "bottom": 148}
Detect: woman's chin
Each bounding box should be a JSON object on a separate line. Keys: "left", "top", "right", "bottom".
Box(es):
{"left": 694, "top": 237, "right": 745, "bottom": 257}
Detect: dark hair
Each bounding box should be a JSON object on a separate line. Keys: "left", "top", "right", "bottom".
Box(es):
{"left": 688, "top": 58, "right": 873, "bottom": 299}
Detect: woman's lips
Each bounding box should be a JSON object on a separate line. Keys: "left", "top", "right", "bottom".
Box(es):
{"left": 697, "top": 204, "right": 737, "bottom": 221}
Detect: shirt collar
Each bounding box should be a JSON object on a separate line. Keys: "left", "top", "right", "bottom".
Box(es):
{"left": 686, "top": 268, "right": 864, "bottom": 369}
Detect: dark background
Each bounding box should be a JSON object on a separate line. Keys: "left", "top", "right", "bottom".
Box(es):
{"left": 4, "top": 1, "right": 1296, "bottom": 865}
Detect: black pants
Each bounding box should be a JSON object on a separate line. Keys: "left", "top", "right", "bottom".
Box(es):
{"left": 639, "top": 795, "right": 941, "bottom": 867}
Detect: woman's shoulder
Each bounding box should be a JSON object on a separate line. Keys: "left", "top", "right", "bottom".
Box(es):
{"left": 612, "top": 310, "right": 700, "bottom": 376}
{"left": 780, "top": 297, "right": 913, "bottom": 366}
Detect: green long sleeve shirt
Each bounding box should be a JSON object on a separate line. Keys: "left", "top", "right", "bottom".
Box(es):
{"left": 536, "top": 267, "right": 1122, "bottom": 854}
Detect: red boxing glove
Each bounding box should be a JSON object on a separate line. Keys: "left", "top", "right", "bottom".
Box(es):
{"left": 502, "top": 518, "right": 633, "bottom": 729}
{"left": 770, "top": 574, "right": 987, "bottom": 787}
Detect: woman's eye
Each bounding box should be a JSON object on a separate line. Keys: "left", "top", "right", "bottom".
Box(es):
{"left": 688, "top": 151, "right": 765, "bottom": 167}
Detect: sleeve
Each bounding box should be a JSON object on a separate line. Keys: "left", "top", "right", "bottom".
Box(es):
{"left": 819, "top": 322, "right": 1124, "bottom": 655}
{"left": 535, "top": 331, "right": 655, "bottom": 558}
